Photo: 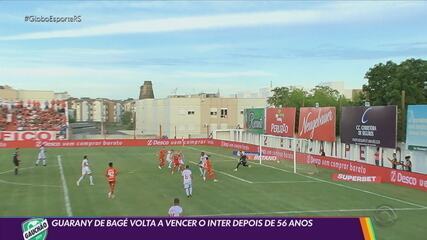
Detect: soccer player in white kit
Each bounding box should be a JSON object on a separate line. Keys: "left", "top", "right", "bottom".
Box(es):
{"left": 35, "top": 144, "right": 47, "bottom": 166}
{"left": 182, "top": 165, "right": 192, "bottom": 198}
{"left": 76, "top": 155, "right": 94, "bottom": 186}
{"left": 166, "top": 150, "right": 173, "bottom": 169}
{"left": 168, "top": 198, "right": 183, "bottom": 217}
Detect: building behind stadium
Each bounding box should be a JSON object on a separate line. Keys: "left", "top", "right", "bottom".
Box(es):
{"left": 135, "top": 93, "right": 267, "bottom": 138}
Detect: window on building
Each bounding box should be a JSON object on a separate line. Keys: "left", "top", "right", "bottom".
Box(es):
{"left": 240, "top": 110, "right": 244, "bottom": 114}
{"left": 220, "top": 108, "right": 228, "bottom": 118}
{"left": 187, "top": 111, "right": 195, "bottom": 115}
{"left": 210, "top": 108, "right": 218, "bottom": 117}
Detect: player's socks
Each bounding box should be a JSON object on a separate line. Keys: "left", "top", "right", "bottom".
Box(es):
{"left": 234, "top": 168, "right": 237, "bottom": 171}
{"left": 108, "top": 192, "right": 111, "bottom": 198}
{"left": 14, "top": 168, "right": 18, "bottom": 175}
{"left": 77, "top": 176, "right": 84, "bottom": 186}
{"left": 89, "top": 176, "right": 94, "bottom": 185}
{"left": 158, "top": 166, "right": 162, "bottom": 169}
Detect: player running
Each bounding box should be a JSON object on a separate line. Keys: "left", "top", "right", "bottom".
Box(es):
{"left": 105, "top": 162, "right": 118, "bottom": 199}
{"left": 158, "top": 148, "right": 167, "bottom": 169}
{"left": 168, "top": 198, "right": 183, "bottom": 217}
{"left": 234, "top": 150, "right": 251, "bottom": 171}
{"left": 203, "top": 156, "right": 218, "bottom": 182}
{"left": 198, "top": 152, "right": 208, "bottom": 178}
{"left": 77, "top": 155, "right": 94, "bottom": 186}
{"left": 171, "top": 151, "right": 181, "bottom": 174}
{"left": 182, "top": 165, "right": 192, "bottom": 198}
{"left": 13, "top": 148, "right": 20, "bottom": 175}
{"left": 166, "top": 150, "right": 173, "bottom": 169}
{"left": 35, "top": 143, "right": 47, "bottom": 166}
{"left": 178, "top": 151, "right": 185, "bottom": 171}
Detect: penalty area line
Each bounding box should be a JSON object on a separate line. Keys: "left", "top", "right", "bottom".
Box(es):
{"left": 0, "top": 179, "right": 61, "bottom": 188}
{"left": 57, "top": 155, "right": 73, "bottom": 217}
{"left": 189, "top": 161, "right": 253, "bottom": 184}
{"left": 187, "top": 146, "right": 427, "bottom": 209}
{"left": 252, "top": 180, "right": 319, "bottom": 184}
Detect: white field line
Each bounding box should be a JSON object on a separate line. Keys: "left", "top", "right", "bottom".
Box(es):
{"left": 0, "top": 179, "right": 61, "bottom": 188}
{"left": 57, "top": 155, "right": 73, "bottom": 217}
{"left": 189, "top": 161, "right": 253, "bottom": 184}
{"left": 252, "top": 180, "right": 318, "bottom": 184}
{"left": 0, "top": 165, "right": 58, "bottom": 175}
{"left": 194, "top": 206, "right": 427, "bottom": 217}
{"left": 186, "top": 146, "right": 427, "bottom": 209}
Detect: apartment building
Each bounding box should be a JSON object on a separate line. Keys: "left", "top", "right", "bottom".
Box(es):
{"left": 135, "top": 93, "right": 266, "bottom": 138}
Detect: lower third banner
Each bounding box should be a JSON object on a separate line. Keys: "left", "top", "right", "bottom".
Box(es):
{"left": 0, "top": 217, "right": 375, "bottom": 240}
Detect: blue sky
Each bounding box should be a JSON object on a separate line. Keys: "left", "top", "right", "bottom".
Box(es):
{"left": 0, "top": 1, "right": 426, "bottom": 99}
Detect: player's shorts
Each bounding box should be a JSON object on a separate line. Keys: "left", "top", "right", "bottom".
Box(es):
{"left": 38, "top": 154, "right": 46, "bottom": 160}
{"left": 82, "top": 167, "right": 92, "bottom": 175}
{"left": 184, "top": 182, "right": 192, "bottom": 189}
{"left": 13, "top": 160, "right": 19, "bottom": 167}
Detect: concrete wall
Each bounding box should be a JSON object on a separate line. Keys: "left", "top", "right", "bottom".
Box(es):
{"left": 213, "top": 129, "right": 427, "bottom": 174}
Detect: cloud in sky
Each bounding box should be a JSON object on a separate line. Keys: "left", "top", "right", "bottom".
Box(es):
{"left": 0, "top": 2, "right": 420, "bottom": 41}
{"left": 0, "top": 1, "right": 426, "bottom": 99}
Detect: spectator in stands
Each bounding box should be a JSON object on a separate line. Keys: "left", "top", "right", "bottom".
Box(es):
{"left": 387, "top": 153, "right": 398, "bottom": 169}
{"left": 374, "top": 147, "right": 380, "bottom": 166}
{"left": 0, "top": 100, "right": 67, "bottom": 132}
{"left": 404, "top": 155, "right": 412, "bottom": 172}
{"left": 320, "top": 149, "right": 325, "bottom": 156}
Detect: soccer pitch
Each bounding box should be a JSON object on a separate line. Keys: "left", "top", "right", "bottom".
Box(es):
{"left": 0, "top": 145, "right": 426, "bottom": 240}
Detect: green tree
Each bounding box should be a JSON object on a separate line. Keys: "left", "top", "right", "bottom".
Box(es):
{"left": 268, "top": 86, "right": 353, "bottom": 135}
{"left": 363, "top": 58, "right": 427, "bottom": 140}
{"left": 268, "top": 87, "right": 307, "bottom": 108}
{"left": 121, "top": 111, "right": 133, "bottom": 128}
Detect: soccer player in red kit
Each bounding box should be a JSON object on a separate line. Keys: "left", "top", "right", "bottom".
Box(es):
{"left": 203, "top": 157, "right": 218, "bottom": 182}
{"left": 158, "top": 148, "right": 167, "bottom": 169}
{"left": 171, "top": 151, "right": 181, "bottom": 174}
{"left": 105, "top": 162, "right": 118, "bottom": 199}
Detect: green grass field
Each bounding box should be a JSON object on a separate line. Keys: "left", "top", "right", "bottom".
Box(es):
{"left": 0, "top": 145, "right": 426, "bottom": 240}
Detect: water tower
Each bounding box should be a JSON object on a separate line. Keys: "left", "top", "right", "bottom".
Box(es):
{"left": 139, "top": 81, "right": 154, "bottom": 99}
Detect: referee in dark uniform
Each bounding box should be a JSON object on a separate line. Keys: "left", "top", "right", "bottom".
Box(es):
{"left": 13, "top": 148, "right": 20, "bottom": 175}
